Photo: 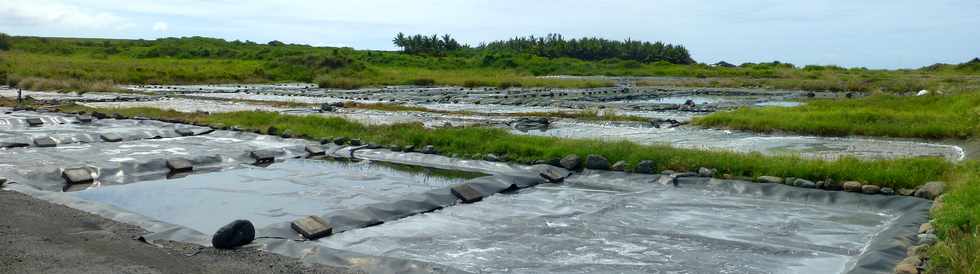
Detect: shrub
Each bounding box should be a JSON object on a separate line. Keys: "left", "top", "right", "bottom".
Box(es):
{"left": 409, "top": 78, "right": 436, "bottom": 86}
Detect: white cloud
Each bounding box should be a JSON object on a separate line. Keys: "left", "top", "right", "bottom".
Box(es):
{"left": 152, "top": 21, "right": 169, "bottom": 32}
{"left": 0, "top": 0, "right": 126, "bottom": 29}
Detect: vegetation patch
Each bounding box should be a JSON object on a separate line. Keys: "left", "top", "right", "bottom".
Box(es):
{"left": 694, "top": 93, "right": 980, "bottom": 139}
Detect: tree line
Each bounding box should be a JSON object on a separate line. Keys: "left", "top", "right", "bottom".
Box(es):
{"left": 392, "top": 33, "right": 695, "bottom": 64}
{"left": 391, "top": 33, "right": 464, "bottom": 55}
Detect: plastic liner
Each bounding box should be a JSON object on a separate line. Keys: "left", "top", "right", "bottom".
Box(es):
{"left": 69, "top": 159, "right": 487, "bottom": 234}
{"left": 301, "top": 171, "right": 928, "bottom": 274}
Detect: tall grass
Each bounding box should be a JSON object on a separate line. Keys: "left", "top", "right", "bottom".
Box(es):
{"left": 59, "top": 104, "right": 953, "bottom": 188}
{"left": 694, "top": 93, "right": 980, "bottom": 139}
{"left": 929, "top": 162, "right": 980, "bottom": 274}
{"left": 13, "top": 77, "right": 121, "bottom": 93}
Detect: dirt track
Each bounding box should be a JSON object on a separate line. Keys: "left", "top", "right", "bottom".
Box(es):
{"left": 0, "top": 190, "right": 359, "bottom": 274}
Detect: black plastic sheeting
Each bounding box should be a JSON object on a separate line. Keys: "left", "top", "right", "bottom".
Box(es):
{"left": 0, "top": 109, "right": 931, "bottom": 274}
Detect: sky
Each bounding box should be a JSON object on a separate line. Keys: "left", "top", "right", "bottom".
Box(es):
{"left": 1, "top": 0, "right": 978, "bottom": 69}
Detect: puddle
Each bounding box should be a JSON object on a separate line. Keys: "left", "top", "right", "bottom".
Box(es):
{"left": 70, "top": 158, "right": 486, "bottom": 234}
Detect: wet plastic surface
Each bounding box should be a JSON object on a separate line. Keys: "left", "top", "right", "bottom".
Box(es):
{"left": 312, "top": 175, "right": 920, "bottom": 274}
{"left": 70, "top": 159, "right": 485, "bottom": 234}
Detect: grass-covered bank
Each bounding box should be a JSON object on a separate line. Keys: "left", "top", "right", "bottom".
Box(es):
{"left": 53, "top": 104, "right": 953, "bottom": 188}
{"left": 928, "top": 162, "right": 980, "bottom": 274}
{"left": 694, "top": 93, "right": 980, "bottom": 139}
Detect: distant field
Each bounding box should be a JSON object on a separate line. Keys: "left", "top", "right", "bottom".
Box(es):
{"left": 694, "top": 92, "right": 980, "bottom": 139}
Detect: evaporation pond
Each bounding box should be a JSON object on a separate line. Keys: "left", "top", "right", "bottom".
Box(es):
{"left": 316, "top": 177, "right": 902, "bottom": 274}
{"left": 70, "top": 159, "right": 485, "bottom": 234}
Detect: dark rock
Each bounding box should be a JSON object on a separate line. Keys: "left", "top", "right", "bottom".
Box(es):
{"left": 422, "top": 145, "right": 437, "bottom": 154}
{"left": 266, "top": 126, "right": 280, "bottom": 136}
{"left": 25, "top": 118, "right": 44, "bottom": 127}
{"left": 291, "top": 216, "right": 333, "bottom": 240}
{"left": 349, "top": 139, "right": 363, "bottom": 146}
{"left": 560, "top": 154, "right": 581, "bottom": 170}
{"left": 585, "top": 155, "right": 610, "bottom": 170}
{"left": 611, "top": 161, "right": 627, "bottom": 171}
{"left": 333, "top": 137, "right": 349, "bottom": 145}
{"left": 320, "top": 139, "right": 332, "bottom": 145}
{"left": 33, "top": 137, "right": 57, "bottom": 147}
{"left": 403, "top": 145, "right": 416, "bottom": 152}
{"left": 62, "top": 168, "right": 94, "bottom": 185}
{"left": 914, "top": 181, "right": 945, "bottom": 200}
{"left": 166, "top": 159, "right": 193, "bottom": 173}
{"left": 881, "top": 187, "right": 896, "bottom": 195}
{"left": 634, "top": 160, "right": 655, "bottom": 174}
{"left": 249, "top": 150, "right": 276, "bottom": 164}
{"left": 365, "top": 143, "right": 381, "bottom": 149}
{"left": 76, "top": 115, "right": 94, "bottom": 123}
{"left": 451, "top": 184, "right": 483, "bottom": 203}
{"left": 539, "top": 169, "right": 566, "bottom": 183}
{"left": 823, "top": 179, "right": 843, "bottom": 191}
{"left": 389, "top": 144, "right": 403, "bottom": 152}
{"left": 212, "top": 220, "right": 255, "bottom": 249}
{"left": 509, "top": 117, "right": 550, "bottom": 131}
{"left": 319, "top": 103, "right": 336, "bottom": 112}
{"left": 92, "top": 112, "right": 109, "bottom": 119}
{"left": 176, "top": 128, "right": 195, "bottom": 136}
{"left": 96, "top": 133, "right": 122, "bottom": 143}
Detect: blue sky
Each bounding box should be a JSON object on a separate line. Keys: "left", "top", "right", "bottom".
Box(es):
{"left": 2, "top": 0, "right": 977, "bottom": 69}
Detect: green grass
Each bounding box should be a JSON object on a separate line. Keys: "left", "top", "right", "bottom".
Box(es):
{"left": 55, "top": 104, "right": 953, "bottom": 188}
{"left": 929, "top": 162, "right": 980, "bottom": 274}
{"left": 694, "top": 93, "right": 980, "bottom": 139}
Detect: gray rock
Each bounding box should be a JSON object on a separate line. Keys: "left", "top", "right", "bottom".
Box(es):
{"left": 843, "top": 181, "right": 863, "bottom": 192}
{"left": 634, "top": 160, "right": 655, "bottom": 174}
{"left": 799, "top": 180, "right": 817, "bottom": 188}
{"left": 611, "top": 161, "right": 627, "bottom": 171}
{"left": 757, "top": 176, "right": 783, "bottom": 184}
{"left": 33, "top": 137, "right": 57, "bottom": 147}
{"left": 880, "top": 187, "right": 896, "bottom": 195}
{"left": 76, "top": 115, "right": 94, "bottom": 123}
{"left": 319, "top": 103, "right": 336, "bottom": 112}
{"left": 791, "top": 178, "right": 812, "bottom": 187}
{"left": 62, "top": 168, "right": 94, "bottom": 185}
{"left": 861, "top": 184, "right": 881, "bottom": 194}
{"left": 914, "top": 181, "right": 945, "bottom": 200}
{"left": 305, "top": 145, "right": 325, "bottom": 156}
{"left": 451, "top": 184, "right": 483, "bottom": 203}
{"left": 403, "top": 145, "right": 415, "bottom": 152}
{"left": 916, "top": 233, "right": 938, "bottom": 246}
{"left": 176, "top": 128, "right": 195, "bottom": 136}
{"left": 291, "top": 216, "right": 332, "bottom": 240}
{"left": 389, "top": 144, "right": 403, "bottom": 152}
{"left": 560, "top": 154, "right": 581, "bottom": 170}
{"left": 422, "top": 145, "right": 437, "bottom": 154}
{"left": 898, "top": 188, "right": 916, "bottom": 196}
{"left": 585, "top": 155, "right": 610, "bottom": 170}
{"left": 166, "top": 159, "right": 193, "bottom": 173}
{"left": 484, "top": 154, "right": 500, "bottom": 162}
{"left": 100, "top": 133, "right": 123, "bottom": 142}
{"left": 784, "top": 177, "right": 796, "bottom": 185}
{"left": 212, "top": 220, "right": 255, "bottom": 249}
{"left": 697, "top": 167, "right": 716, "bottom": 177}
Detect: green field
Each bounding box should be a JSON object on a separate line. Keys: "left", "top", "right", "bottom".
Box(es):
{"left": 694, "top": 93, "right": 980, "bottom": 139}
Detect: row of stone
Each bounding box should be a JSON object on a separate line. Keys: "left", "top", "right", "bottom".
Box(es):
{"left": 894, "top": 198, "right": 946, "bottom": 274}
